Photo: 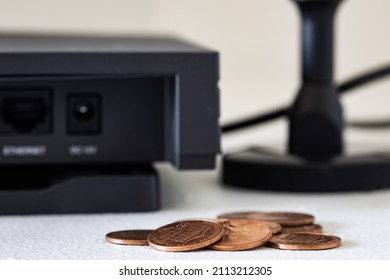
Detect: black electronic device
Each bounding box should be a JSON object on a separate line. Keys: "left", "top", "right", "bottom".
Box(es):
{"left": 0, "top": 35, "right": 220, "bottom": 214}
{"left": 222, "top": 0, "right": 390, "bottom": 192}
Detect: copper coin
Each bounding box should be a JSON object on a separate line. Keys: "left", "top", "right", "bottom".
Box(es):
{"left": 218, "top": 211, "right": 314, "bottom": 226}
{"left": 217, "top": 212, "right": 254, "bottom": 220}
{"left": 209, "top": 219, "right": 272, "bottom": 251}
{"left": 105, "top": 230, "right": 153, "bottom": 245}
{"left": 219, "top": 219, "right": 281, "bottom": 235}
{"left": 281, "top": 224, "right": 323, "bottom": 234}
{"left": 267, "top": 233, "right": 342, "bottom": 250}
{"left": 262, "top": 221, "right": 282, "bottom": 234}
{"left": 148, "top": 219, "right": 224, "bottom": 252}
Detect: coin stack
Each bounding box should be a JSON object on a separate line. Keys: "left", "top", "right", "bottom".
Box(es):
{"left": 105, "top": 211, "right": 342, "bottom": 252}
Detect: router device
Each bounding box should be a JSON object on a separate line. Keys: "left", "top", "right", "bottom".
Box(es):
{"left": 0, "top": 35, "right": 220, "bottom": 214}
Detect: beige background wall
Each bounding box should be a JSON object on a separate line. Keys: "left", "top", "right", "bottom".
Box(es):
{"left": 0, "top": 0, "right": 389, "bottom": 125}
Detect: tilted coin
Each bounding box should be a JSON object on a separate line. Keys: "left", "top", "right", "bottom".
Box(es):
{"left": 209, "top": 219, "right": 272, "bottom": 251}
{"left": 105, "top": 230, "right": 153, "bottom": 245}
{"left": 218, "top": 217, "right": 281, "bottom": 235}
{"left": 148, "top": 219, "right": 224, "bottom": 252}
{"left": 218, "top": 211, "right": 314, "bottom": 226}
{"left": 266, "top": 233, "right": 342, "bottom": 250}
{"left": 262, "top": 221, "right": 282, "bottom": 234}
{"left": 281, "top": 224, "right": 323, "bottom": 234}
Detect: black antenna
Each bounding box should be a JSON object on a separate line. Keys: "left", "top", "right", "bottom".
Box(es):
{"left": 222, "top": 0, "right": 390, "bottom": 192}
{"left": 289, "top": 0, "right": 343, "bottom": 160}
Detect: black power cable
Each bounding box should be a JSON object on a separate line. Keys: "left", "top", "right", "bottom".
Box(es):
{"left": 349, "top": 120, "right": 390, "bottom": 129}
{"left": 222, "top": 64, "right": 390, "bottom": 133}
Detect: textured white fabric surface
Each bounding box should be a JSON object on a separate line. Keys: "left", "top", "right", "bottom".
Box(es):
{"left": 1, "top": 162, "right": 390, "bottom": 260}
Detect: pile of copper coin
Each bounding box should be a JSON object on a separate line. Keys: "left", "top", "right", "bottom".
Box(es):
{"left": 105, "top": 211, "right": 342, "bottom": 252}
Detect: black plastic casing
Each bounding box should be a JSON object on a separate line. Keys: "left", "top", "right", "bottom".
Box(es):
{"left": 0, "top": 35, "right": 220, "bottom": 170}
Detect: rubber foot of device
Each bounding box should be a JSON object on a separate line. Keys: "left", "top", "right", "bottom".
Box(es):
{"left": 0, "top": 165, "right": 159, "bottom": 215}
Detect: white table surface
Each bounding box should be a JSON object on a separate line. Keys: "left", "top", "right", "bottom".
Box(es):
{"left": 1, "top": 124, "right": 390, "bottom": 260}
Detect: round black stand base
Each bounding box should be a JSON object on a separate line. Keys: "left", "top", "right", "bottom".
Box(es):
{"left": 222, "top": 147, "right": 390, "bottom": 192}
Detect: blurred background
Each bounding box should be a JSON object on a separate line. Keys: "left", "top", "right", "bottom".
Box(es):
{"left": 0, "top": 0, "right": 389, "bottom": 150}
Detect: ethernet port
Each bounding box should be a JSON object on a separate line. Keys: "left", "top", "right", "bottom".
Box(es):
{"left": 0, "top": 89, "right": 51, "bottom": 134}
